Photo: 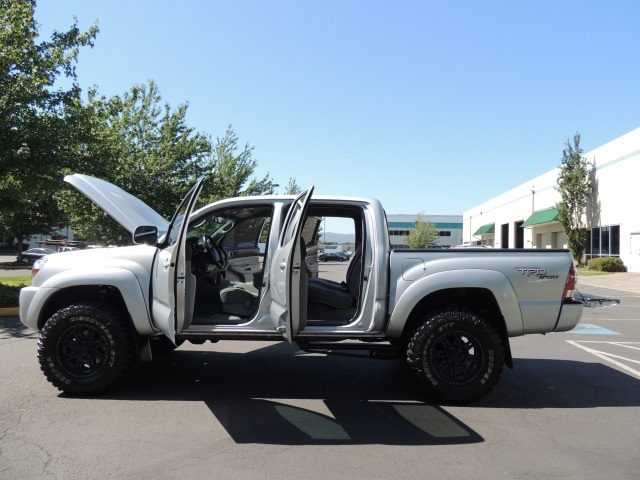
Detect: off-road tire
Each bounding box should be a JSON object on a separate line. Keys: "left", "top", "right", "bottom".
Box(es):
{"left": 38, "top": 302, "right": 135, "bottom": 394}
{"left": 407, "top": 309, "right": 504, "bottom": 404}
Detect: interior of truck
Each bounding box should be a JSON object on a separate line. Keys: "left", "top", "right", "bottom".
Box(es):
{"left": 185, "top": 203, "right": 364, "bottom": 328}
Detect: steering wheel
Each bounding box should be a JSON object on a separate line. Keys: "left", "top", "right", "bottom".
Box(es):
{"left": 204, "top": 234, "right": 229, "bottom": 271}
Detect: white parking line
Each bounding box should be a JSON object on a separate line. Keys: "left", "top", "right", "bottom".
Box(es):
{"left": 566, "top": 340, "right": 640, "bottom": 379}
{"left": 610, "top": 342, "right": 640, "bottom": 351}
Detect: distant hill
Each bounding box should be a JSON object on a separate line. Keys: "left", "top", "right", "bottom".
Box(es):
{"left": 323, "top": 232, "right": 356, "bottom": 244}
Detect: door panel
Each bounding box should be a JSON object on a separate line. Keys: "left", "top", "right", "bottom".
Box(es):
{"left": 152, "top": 179, "right": 205, "bottom": 342}
{"left": 152, "top": 247, "right": 174, "bottom": 337}
{"left": 269, "top": 187, "right": 314, "bottom": 342}
{"left": 226, "top": 247, "right": 262, "bottom": 282}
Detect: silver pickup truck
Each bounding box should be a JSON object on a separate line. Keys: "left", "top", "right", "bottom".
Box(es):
{"left": 20, "top": 174, "right": 583, "bottom": 403}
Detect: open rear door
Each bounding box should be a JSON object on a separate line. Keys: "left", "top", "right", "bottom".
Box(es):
{"left": 152, "top": 179, "right": 204, "bottom": 343}
{"left": 269, "top": 187, "right": 314, "bottom": 343}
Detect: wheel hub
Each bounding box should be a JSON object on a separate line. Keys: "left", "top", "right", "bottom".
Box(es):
{"left": 58, "top": 324, "right": 110, "bottom": 378}
{"left": 429, "top": 330, "right": 484, "bottom": 386}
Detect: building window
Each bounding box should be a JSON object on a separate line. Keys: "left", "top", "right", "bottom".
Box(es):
{"left": 591, "top": 229, "right": 600, "bottom": 255}
{"left": 601, "top": 227, "right": 610, "bottom": 255}
{"left": 438, "top": 231, "right": 451, "bottom": 237}
{"left": 589, "top": 225, "right": 620, "bottom": 258}
{"left": 611, "top": 225, "right": 620, "bottom": 255}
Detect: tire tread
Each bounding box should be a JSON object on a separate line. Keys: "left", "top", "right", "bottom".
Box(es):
{"left": 37, "top": 301, "right": 135, "bottom": 394}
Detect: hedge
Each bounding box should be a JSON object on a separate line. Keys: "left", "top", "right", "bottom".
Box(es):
{"left": 0, "top": 283, "right": 24, "bottom": 308}
{"left": 587, "top": 256, "right": 626, "bottom": 272}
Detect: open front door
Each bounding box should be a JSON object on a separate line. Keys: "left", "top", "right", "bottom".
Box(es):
{"left": 152, "top": 179, "right": 205, "bottom": 343}
{"left": 270, "top": 187, "right": 314, "bottom": 343}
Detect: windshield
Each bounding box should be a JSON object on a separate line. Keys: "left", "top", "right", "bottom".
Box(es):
{"left": 188, "top": 207, "right": 272, "bottom": 246}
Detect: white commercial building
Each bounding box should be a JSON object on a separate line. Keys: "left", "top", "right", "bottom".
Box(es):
{"left": 463, "top": 127, "right": 640, "bottom": 272}
{"left": 388, "top": 214, "right": 463, "bottom": 249}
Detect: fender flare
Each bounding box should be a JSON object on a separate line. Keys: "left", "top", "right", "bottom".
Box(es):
{"left": 386, "top": 269, "right": 523, "bottom": 338}
{"left": 32, "top": 267, "right": 155, "bottom": 334}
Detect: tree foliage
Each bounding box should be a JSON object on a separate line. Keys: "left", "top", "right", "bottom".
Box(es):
{"left": 283, "top": 177, "right": 301, "bottom": 195}
{"left": 0, "top": 0, "right": 98, "bottom": 250}
{"left": 556, "top": 133, "right": 591, "bottom": 264}
{"left": 60, "top": 83, "right": 276, "bottom": 245}
{"left": 404, "top": 212, "right": 439, "bottom": 248}
{"left": 59, "top": 81, "right": 214, "bottom": 245}
{"left": 2, "top": 2, "right": 279, "bottom": 248}
{"left": 198, "top": 126, "right": 276, "bottom": 205}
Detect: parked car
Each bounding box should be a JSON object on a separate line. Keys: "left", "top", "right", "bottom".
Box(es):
{"left": 58, "top": 246, "right": 79, "bottom": 252}
{"left": 18, "top": 248, "right": 57, "bottom": 262}
{"left": 318, "top": 252, "right": 348, "bottom": 262}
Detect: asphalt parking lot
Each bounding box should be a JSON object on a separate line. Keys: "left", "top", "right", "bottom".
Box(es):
{"left": 1, "top": 270, "right": 639, "bottom": 479}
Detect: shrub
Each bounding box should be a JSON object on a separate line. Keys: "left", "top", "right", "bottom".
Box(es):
{"left": 587, "top": 257, "right": 626, "bottom": 272}
{"left": 0, "top": 283, "right": 24, "bottom": 308}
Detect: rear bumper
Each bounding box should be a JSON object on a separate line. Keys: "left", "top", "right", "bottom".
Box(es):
{"left": 553, "top": 299, "right": 584, "bottom": 332}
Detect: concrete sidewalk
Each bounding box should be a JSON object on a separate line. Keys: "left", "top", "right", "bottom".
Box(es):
{"left": 577, "top": 272, "right": 640, "bottom": 295}
{"left": 0, "top": 268, "right": 31, "bottom": 277}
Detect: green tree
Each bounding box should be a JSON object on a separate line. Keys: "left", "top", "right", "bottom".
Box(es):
{"left": 60, "top": 84, "right": 276, "bottom": 245}
{"left": 200, "top": 125, "right": 276, "bottom": 204}
{"left": 60, "top": 81, "right": 213, "bottom": 245}
{"left": 0, "top": 0, "right": 98, "bottom": 252}
{"left": 283, "top": 177, "right": 301, "bottom": 195}
{"left": 404, "top": 212, "right": 439, "bottom": 248}
{"left": 556, "top": 133, "right": 591, "bottom": 264}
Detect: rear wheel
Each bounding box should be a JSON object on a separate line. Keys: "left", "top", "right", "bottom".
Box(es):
{"left": 406, "top": 309, "right": 504, "bottom": 403}
{"left": 38, "top": 302, "right": 135, "bottom": 394}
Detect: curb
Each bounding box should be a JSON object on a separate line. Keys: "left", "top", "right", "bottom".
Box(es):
{"left": 0, "top": 307, "right": 19, "bottom": 317}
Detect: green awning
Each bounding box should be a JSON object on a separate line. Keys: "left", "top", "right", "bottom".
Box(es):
{"left": 521, "top": 207, "right": 560, "bottom": 227}
{"left": 473, "top": 223, "right": 495, "bottom": 235}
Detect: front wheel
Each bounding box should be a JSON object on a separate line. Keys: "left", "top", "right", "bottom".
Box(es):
{"left": 37, "top": 302, "right": 136, "bottom": 394}
{"left": 406, "top": 309, "right": 504, "bottom": 403}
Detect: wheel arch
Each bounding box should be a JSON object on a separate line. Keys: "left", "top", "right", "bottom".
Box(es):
{"left": 37, "top": 285, "right": 126, "bottom": 330}
{"left": 400, "top": 287, "right": 514, "bottom": 368}
{"left": 34, "top": 268, "right": 154, "bottom": 335}
{"left": 387, "top": 269, "right": 522, "bottom": 368}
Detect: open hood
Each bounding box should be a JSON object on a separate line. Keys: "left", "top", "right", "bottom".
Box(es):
{"left": 64, "top": 174, "right": 170, "bottom": 237}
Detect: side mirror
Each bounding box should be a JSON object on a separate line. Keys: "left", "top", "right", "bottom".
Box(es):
{"left": 133, "top": 225, "right": 158, "bottom": 245}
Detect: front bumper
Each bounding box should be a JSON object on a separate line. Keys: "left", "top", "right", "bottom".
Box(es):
{"left": 19, "top": 286, "right": 49, "bottom": 331}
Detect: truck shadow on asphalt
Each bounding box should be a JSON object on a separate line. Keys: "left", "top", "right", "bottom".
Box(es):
{"left": 480, "top": 357, "right": 640, "bottom": 409}
{"left": 0, "top": 316, "right": 38, "bottom": 340}
{"left": 122, "top": 342, "right": 482, "bottom": 446}
{"left": 81, "top": 341, "right": 640, "bottom": 445}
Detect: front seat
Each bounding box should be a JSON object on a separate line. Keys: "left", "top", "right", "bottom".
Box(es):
{"left": 218, "top": 281, "right": 260, "bottom": 316}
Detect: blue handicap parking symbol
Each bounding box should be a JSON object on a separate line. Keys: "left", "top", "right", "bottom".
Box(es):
{"left": 565, "top": 323, "right": 621, "bottom": 335}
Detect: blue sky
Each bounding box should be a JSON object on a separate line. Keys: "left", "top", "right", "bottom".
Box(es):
{"left": 35, "top": 1, "right": 640, "bottom": 217}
